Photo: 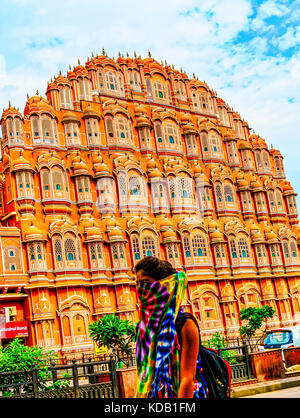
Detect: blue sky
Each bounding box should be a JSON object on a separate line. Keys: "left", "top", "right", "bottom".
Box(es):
{"left": 0, "top": 0, "right": 299, "bottom": 204}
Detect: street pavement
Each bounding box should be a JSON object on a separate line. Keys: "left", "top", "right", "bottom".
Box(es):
{"left": 243, "top": 385, "right": 300, "bottom": 398}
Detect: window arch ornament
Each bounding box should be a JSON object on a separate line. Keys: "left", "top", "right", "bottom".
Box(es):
{"left": 153, "top": 112, "right": 183, "bottom": 155}
{"left": 178, "top": 217, "right": 212, "bottom": 268}
{"left": 211, "top": 166, "right": 238, "bottom": 216}
{"left": 114, "top": 157, "right": 148, "bottom": 213}
{"left": 166, "top": 171, "right": 196, "bottom": 214}
{"left": 57, "top": 296, "right": 91, "bottom": 347}
{"left": 191, "top": 288, "right": 223, "bottom": 330}
{"left": 1, "top": 108, "right": 24, "bottom": 146}
{"left": 224, "top": 220, "right": 254, "bottom": 269}
{"left": 103, "top": 101, "right": 134, "bottom": 149}
{"left": 199, "top": 124, "right": 224, "bottom": 163}
{"left": 37, "top": 153, "right": 70, "bottom": 202}
{"left": 127, "top": 217, "right": 160, "bottom": 263}
{"left": 49, "top": 220, "right": 83, "bottom": 271}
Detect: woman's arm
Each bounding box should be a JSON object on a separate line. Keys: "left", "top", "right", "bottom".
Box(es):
{"left": 178, "top": 318, "right": 199, "bottom": 398}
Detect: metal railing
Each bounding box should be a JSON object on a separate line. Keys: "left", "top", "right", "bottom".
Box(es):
{"left": 0, "top": 356, "right": 119, "bottom": 399}
{"left": 217, "top": 342, "right": 252, "bottom": 382}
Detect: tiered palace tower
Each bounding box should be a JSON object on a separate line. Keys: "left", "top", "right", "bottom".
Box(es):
{"left": 0, "top": 51, "right": 299, "bottom": 356}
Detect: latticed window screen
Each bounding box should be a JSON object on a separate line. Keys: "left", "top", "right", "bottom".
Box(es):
{"left": 168, "top": 177, "right": 176, "bottom": 199}
{"left": 105, "top": 118, "right": 114, "bottom": 139}
{"left": 283, "top": 241, "right": 290, "bottom": 259}
{"left": 115, "top": 117, "right": 130, "bottom": 143}
{"left": 215, "top": 184, "right": 223, "bottom": 202}
{"left": 128, "top": 176, "right": 141, "bottom": 196}
{"left": 164, "top": 123, "right": 180, "bottom": 146}
{"left": 268, "top": 191, "right": 275, "bottom": 207}
{"left": 255, "top": 151, "right": 262, "bottom": 167}
{"left": 118, "top": 174, "right": 127, "bottom": 196}
{"left": 65, "top": 238, "right": 76, "bottom": 261}
{"left": 183, "top": 235, "right": 191, "bottom": 257}
{"left": 42, "top": 117, "right": 52, "bottom": 139}
{"left": 179, "top": 178, "right": 193, "bottom": 199}
{"left": 192, "top": 234, "right": 207, "bottom": 257}
{"left": 29, "top": 244, "right": 35, "bottom": 260}
{"left": 290, "top": 241, "right": 297, "bottom": 258}
{"left": 90, "top": 244, "right": 96, "bottom": 260}
{"left": 224, "top": 184, "right": 234, "bottom": 202}
{"left": 154, "top": 122, "right": 163, "bottom": 143}
{"left": 54, "top": 240, "right": 63, "bottom": 261}
{"left": 153, "top": 80, "right": 167, "bottom": 100}
{"left": 238, "top": 238, "right": 250, "bottom": 258}
{"left": 132, "top": 236, "right": 140, "bottom": 260}
{"left": 230, "top": 239, "right": 237, "bottom": 258}
{"left": 142, "top": 236, "right": 156, "bottom": 257}
{"left": 53, "top": 171, "right": 64, "bottom": 191}
{"left": 96, "top": 243, "right": 103, "bottom": 259}
{"left": 262, "top": 151, "right": 270, "bottom": 167}
{"left": 31, "top": 116, "right": 40, "bottom": 137}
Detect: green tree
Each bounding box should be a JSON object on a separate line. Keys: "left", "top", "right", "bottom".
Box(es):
{"left": 239, "top": 305, "right": 276, "bottom": 351}
{"left": 204, "top": 332, "right": 238, "bottom": 365}
{"left": 0, "top": 338, "right": 70, "bottom": 397}
{"left": 88, "top": 314, "right": 136, "bottom": 365}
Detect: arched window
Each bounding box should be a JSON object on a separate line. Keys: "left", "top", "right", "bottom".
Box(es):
{"left": 96, "top": 177, "right": 116, "bottom": 213}
{"left": 153, "top": 79, "right": 168, "bottom": 103}
{"left": 192, "top": 234, "right": 207, "bottom": 257}
{"left": 142, "top": 236, "right": 157, "bottom": 257}
{"left": 65, "top": 238, "right": 76, "bottom": 261}
{"left": 224, "top": 184, "right": 234, "bottom": 203}
{"left": 154, "top": 121, "right": 163, "bottom": 146}
{"left": 262, "top": 150, "right": 270, "bottom": 169}
{"left": 54, "top": 239, "right": 63, "bottom": 262}
{"left": 229, "top": 239, "right": 238, "bottom": 260}
{"left": 78, "top": 78, "right": 92, "bottom": 101}
{"left": 3, "top": 116, "right": 24, "bottom": 145}
{"left": 59, "top": 86, "right": 73, "bottom": 109}
{"left": 105, "top": 71, "right": 124, "bottom": 96}
{"left": 114, "top": 116, "right": 133, "bottom": 145}
{"left": 215, "top": 184, "right": 223, "bottom": 203}
{"left": 31, "top": 116, "right": 41, "bottom": 142}
{"left": 238, "top": 237, "right": 250, "bottom": 259}
{"left": 129, "top": 70, "right": 141, "bottom": 91}
{"left": 163, "top": 121, "right": 181, "bottom": 151}
{"left": 132, "top": 235, "right": 141, "bottom": 261}
{"left": 41, "top": 117, "right": 53, "bottom": 140}
{"left": 290, "top": 241, "right": 298, "bottom": 259}
{"left": 128, "top": 176, "right": 141, "bottom": 196}
{"left": 64, "top": 122, "right": 80, "bottom": 146}
{"left": 85, "top": 118, "right": 100, "bottom": 145}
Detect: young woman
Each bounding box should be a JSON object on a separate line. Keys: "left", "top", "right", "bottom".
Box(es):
{"left": 135, "top": 256, "right": 208, "bottom": 398}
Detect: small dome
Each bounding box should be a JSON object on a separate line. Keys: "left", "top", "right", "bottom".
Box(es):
{"left": 24, "top": 224, "right": 45, "bottom": 241}
{"left": 24, "top": 95, "right": 56, "bottom": 117}
{"left": 61, "top": 111, "right": 80, "bottom": 124}
{"left": 82, "top": 105, "right": 100, "bottom": 120}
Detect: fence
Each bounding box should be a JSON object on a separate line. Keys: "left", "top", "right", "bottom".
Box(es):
{"left": 217, "top": 342, "right": 252, "bottom": 382}
{"left": 0, "top": 355, "right": 120, "bottom": 399}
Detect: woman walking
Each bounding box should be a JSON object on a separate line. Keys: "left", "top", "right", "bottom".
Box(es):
{"left": 135, "top": 256, "right": 208, "bottom": 398}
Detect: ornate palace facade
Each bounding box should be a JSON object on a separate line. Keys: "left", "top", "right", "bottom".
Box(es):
{"left": 0, "top": 52, "right": 299, "bottom": 356}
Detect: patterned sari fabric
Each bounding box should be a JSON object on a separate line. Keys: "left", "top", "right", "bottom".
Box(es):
{"left": 135, "top": 271, "right": 187, "bottom": 398}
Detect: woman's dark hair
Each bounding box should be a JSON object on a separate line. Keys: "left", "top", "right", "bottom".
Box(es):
{"left": 135, "top": 256, "right": 176, "bottom": 280}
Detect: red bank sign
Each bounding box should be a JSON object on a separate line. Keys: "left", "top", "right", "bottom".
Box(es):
{"left": 0, "top": 321, "right": 29, "bottom": 339}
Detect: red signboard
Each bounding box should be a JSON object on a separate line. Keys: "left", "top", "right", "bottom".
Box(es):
{"left": 0, "top": 321, "right": 29, "bottom": 339}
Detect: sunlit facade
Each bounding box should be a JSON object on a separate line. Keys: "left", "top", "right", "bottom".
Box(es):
{"left": 0, "top": 52, "right": 299, "bottom": 356}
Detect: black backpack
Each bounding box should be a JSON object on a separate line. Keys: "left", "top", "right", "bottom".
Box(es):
{"left": 176, "top": 312, "right": 231, "bottom": 399}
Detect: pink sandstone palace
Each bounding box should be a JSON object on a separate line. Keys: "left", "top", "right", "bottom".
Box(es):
{"left": 0, "top": 51, "right": 299, "bottom": 357}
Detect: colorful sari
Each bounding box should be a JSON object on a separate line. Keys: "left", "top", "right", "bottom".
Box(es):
{"left": 135, "top": 271, "right": 187, "bottom": 398}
